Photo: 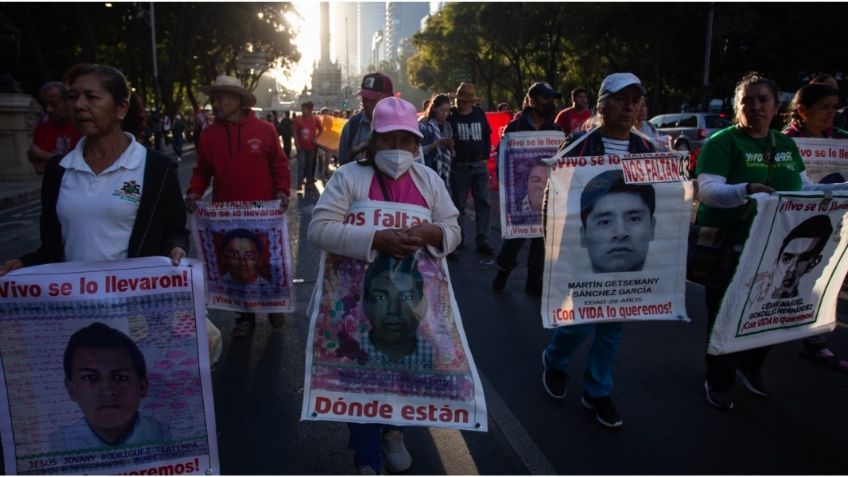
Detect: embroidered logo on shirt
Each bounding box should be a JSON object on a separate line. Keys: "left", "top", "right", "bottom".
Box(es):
{"left": 112, "top": 180, "right": 142, "bottom": 205}
{"left": 247, "top": 138, "right": 263, "bottom": 153}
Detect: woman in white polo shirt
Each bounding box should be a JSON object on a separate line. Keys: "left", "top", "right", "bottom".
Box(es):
{"left": 0, "top": 63, "right": 188, "bottom": 274}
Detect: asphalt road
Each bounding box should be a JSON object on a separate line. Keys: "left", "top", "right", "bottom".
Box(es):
{"left": 1, "top": 150, "right": 847, "bottom": 474}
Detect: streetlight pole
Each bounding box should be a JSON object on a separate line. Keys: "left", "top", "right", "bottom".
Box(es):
{"left": 701, "top": 2, "right": 714, "bottom": 111}
{"left": 150, "top": 2, "right": 160, "bottom": 111}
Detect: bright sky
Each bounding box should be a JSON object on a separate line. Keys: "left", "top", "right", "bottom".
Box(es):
{"left": 277, "top": 1, "right": 322, "bottom": 93}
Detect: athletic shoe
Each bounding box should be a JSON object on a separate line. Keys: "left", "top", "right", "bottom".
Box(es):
{"left": 704, "top": 381, "right": 734, "bottom": 409}
{"left": 541, "top": 350, "right": 567, "bottom": 399}
{"left": 381, "top": 429, "right": 411, "bottom": 473}
{"left": 357, "top": 465, "right": 378, "bottom": 475}
{"left": 736, "top": 369, "right": 769, "bottom": 397}
{"left": 580, "top": 395, "right": 623, "bottom": 428}
{"left": 492, "top": 268, "right": 511, "bottom": 292}
{"left": 476, "top": 242, "right": 495, "bottom": 256}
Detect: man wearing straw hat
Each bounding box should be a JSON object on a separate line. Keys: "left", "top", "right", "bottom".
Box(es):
{"left": 186, "top": 74, "right": 292, "bottom": 338}
{"left": 447, "top": 82, "right": 495, "bottom": 257}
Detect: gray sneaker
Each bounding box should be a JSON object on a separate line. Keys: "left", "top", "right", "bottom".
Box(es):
{"left": 704, "top": 381, "right": 734, "bottom": 409}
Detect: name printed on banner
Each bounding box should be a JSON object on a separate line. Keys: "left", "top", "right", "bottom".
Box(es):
{"left": 1, "top": 271, "right": 189, "bottom": 298}
{"left": 312, "top": 396, "right": 471, "bottom": 425}
{"left": 506, "top": 136, "right": 562, "bottom": 148}
{"left": 741, "top": 297, "right": 815, "bottom": 333}
{"left": 344, "top": 208, "right": 430, "bottom": 228}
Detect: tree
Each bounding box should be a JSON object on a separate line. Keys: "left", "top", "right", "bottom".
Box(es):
{"left": 0, "top": 3, "right": 300, "bottom": 115}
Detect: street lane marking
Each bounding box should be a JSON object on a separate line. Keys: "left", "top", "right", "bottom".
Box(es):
{"left": 479, "top": 373, "right": 556, "bottom": 475}
{"left": 427, "top": 428, "right": 479, "bottom": 475}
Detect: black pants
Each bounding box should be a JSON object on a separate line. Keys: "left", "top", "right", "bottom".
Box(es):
{"left": 496, "top": 237, "right": 544, "bottom": 279}
{"left": 704, "top": 252, "right": 771, "bottom": 390}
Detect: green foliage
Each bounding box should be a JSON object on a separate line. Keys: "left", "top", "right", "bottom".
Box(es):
{"left": 1, "top": 2, "right": 300, "bottom": 115}
{"left": 408, "top": 2, "right": 848, "bottom": 114}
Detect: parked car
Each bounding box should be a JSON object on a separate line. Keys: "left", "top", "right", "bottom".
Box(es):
{"left": 648, "top": 112, "right": 731, "bottom": 152}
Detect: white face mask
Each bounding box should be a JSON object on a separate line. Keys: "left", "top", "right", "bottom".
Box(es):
{"left": 374, "top": 149, "right": 414, "bottom": 179}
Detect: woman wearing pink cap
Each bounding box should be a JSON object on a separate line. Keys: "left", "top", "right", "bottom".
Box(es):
{"left": 308, "top": 97, "right": 460, "bottom": 474}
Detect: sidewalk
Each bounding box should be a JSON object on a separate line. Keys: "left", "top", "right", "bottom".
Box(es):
{"left": 0, "top": 143, "right": 194, "bottom": 211}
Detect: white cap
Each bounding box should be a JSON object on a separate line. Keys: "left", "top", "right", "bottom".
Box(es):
{"left": 598, "top": 72, "right": 646, "bottom": 101}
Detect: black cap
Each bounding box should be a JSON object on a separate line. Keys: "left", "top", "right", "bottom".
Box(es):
{"left": 528, "top": 81, "right": 562, "bottom": 99}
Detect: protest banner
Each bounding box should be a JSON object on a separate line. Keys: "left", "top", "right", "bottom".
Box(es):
{"left": 541, "top": 152, "right": 693, "bottom": 328}
{"left": 301, "top": 201, "right": 487, "bottom": 431}
{"left": 0, "top": 257, "right": 218, "bottom": 475}
{"left": 498, "top": 131, "right": 562, "bottom": 238}
{"left": 191, "top": 200, "right": 294, "bottom": 313}
{"left": 486, "top": 112, "right": 514, "bottom": 190}
{"left": 791, "top": 137, "right": 848, "bottom": 183}
{"left": 315, "top": 114, "right": 346, "bottom": 155}
{"left": 707, "top": 192, "right": 848, "bottom": 355}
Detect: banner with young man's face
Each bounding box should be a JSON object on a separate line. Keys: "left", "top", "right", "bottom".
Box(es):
{"left": 791, "top": 137, "right": 848, "bottom": 183}
{"left": 301, "top": 201, "right": 487, "bottom": 431}
{"left": 192, "top": 200, "right": 294, "bottom": 313}
{"left": 498, "top": 131, "right": 562, "bottom": 238}
{"left": 542, "top": 152, "right": 693, "bottom": 328}
{"left": 0, "top": 257, "right": 218, "bottom": 475}
{"left": 708, "top": 192, "right": 848, "bottom": 355}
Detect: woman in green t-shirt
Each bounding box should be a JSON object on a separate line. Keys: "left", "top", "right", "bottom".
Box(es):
{"left": 695, "top": 73, "right": 848, "bottom": 410}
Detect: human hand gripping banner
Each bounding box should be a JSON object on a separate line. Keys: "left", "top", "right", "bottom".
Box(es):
{"left": 0, "top": 257, "right": 218, "bottom": 475}
{"left": 498, "top": 131, "right": 562, "bottom": 238}
{"left": 301, "top": 201, "right": 487, "bottom": 431}
{"left": 790, "top": 137, "right": 848, "bottom": 183}
{"left": 191, "top": 200, "right": 294, "bottom": 313}
{"left": 708, "top": 192, "right": 848, "bottom": 355}
{"left": 542, "top": 152, "right": 693, "bottom": 328}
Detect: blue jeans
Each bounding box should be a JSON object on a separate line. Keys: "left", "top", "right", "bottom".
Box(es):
{"left": 449, "top": 160, "right": 491, "bottom": 245}
{"left": 347, "top": 423, "right": 402, "bottom": 472}
{"left": 544, "top": 322, "right": 624, "bottom": 397}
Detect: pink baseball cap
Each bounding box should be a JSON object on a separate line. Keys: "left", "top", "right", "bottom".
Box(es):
{"left": 371, "top": 97, "right": 423, "bottom": 138}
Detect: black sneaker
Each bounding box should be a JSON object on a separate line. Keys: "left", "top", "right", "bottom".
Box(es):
{"left": 736, "top": 369, "right": 769, "bottom": 397}
{"left": 476, "top": 242, "right": 495, "bottom": 256}
{"left": 580, "top": 395, "right": 623, "bottom": 428}
{"left": 492, "top": 268, "right": 511, "bottom": 292}
{"left": 704, "top": 381, "right": 734, "bottom": 409}
{"left": 541, "top": 351, "right": 567, "bottom": 399}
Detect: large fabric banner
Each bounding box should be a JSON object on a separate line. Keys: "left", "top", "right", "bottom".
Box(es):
{"left": 0, "top": 257, "right": 218, "bottom": 475}
{"left": 191, "top": 200, "right": 294, "bottom": 313}
{"left": 708, "top": 192, "right": 848, "bottom": 355}
{"left": 791, "top": 137, "right": 848, "bottom": 183}
{"left": 301, "top": 201, "right": 487, "bottom": 431}
{"left": 498, "top": 131, "right": 562, "bottom": 238}
{"left": 542, "top": 152, "right": 693, "bottom": 328}
{"left": 315, "top": 114, "right": 346, "bottom": 155}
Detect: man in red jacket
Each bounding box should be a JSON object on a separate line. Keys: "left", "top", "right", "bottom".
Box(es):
{"left": 186, "top": 74, "right": 292, "bottom": 338}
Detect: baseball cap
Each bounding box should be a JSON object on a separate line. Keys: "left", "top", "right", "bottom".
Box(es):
{"left": 597, "top": 73, "right": 646, "bottom": 101}
{"left": 528, "top": 81, "right": 562, "bottom": 99}
{"left": 357, "top": 73, "right": 394, "bottom": 100}
{"left": 372, "top": 97, "right": 423, "bottom": 138}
